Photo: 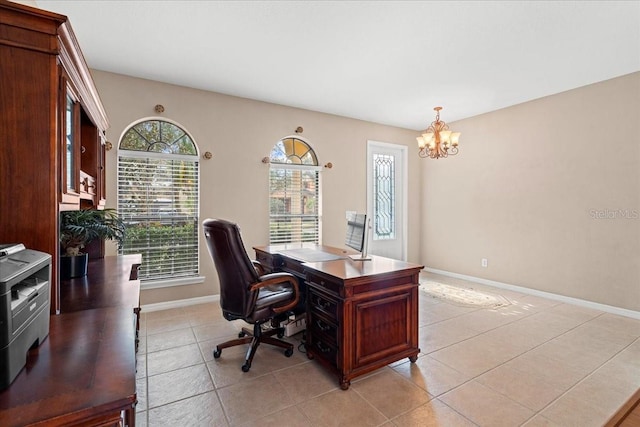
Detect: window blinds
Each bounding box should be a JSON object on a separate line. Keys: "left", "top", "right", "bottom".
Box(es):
{"left": 269, "top": 165, "right": 320, "bottom": 244}
{"left": 118, "top": 154, "right": 199, "bottom": 282}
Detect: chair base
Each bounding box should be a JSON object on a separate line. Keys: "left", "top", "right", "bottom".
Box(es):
{"left": 213, "top": 322, "right": 294, "bottom": 372}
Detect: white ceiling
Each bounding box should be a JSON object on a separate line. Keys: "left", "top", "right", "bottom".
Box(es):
{"left": 35, "top": 0, "right": 640, "bottom": 130}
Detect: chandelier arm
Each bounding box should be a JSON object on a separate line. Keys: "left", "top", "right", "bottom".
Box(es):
{"left": 417, "top": 107, "right": 459, "bottom": 160}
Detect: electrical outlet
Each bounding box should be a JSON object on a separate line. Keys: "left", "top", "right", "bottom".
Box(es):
{"left": 481, "top": 258, "right": 488, "bottom": 268}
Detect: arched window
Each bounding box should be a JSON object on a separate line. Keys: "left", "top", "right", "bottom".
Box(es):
{"left": 117, "top": 119, "right": 200, "bottom": 285}
{"left": 269, "top": 137, "right": 321, "bottom": 244}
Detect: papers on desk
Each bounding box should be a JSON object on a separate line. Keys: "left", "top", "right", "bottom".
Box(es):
{"left": 278, "top": 248, "right": 346, "bottom": 262}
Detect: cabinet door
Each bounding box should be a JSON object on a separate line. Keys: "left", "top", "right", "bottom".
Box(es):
{"left": 352, "top": 290, "right": 415, "bottom": 368}
{"left": 60, "top": 81, "right": 81, "bottom": 206}
{"left": 98, "top": 139, "right": 106, "bottom": 208}
{"left": 79, "top": 113, "right": 102, "bottom": 206}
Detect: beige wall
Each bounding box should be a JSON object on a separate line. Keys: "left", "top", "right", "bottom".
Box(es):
{"left": 94, "top": 70, "right": 639, "bottom": 312}
{"left": 92, "top": 70, "right": 422, "bottom": 305}
{"left": 14, "top": 0, "right": 38, "bottom": 7}
{"left": 423, "top": 72, "right": 640, "bottom": 311}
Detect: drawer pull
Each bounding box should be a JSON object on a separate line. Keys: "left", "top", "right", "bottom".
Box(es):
{"left": 316, "top": 341, "right": 331, "bottom": 353}
{"left": 315, "top": 319, "right": 331, "bottom": 332}
{"left": 314, "top": 298, "right": 330, "bottom": 310}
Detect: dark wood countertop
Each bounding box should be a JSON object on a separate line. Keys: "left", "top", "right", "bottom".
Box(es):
{"left": 0, "top": 255, "right": 141, "bottom": 426}
{"left": 60, "top": 254, "right": 142, "bottom": 312}
{"left": 0, "top": 306, "right": 136, "bottom": 426}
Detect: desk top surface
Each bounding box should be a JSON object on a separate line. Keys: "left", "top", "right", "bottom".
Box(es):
{"left": 0, "top": 306, "right": 136, "bottom": 426}
{"left": 303, "top": 255, "right": 423, "bottom": 281}
{"left": 254, "top": 244, "right": 424, "bottom": 281}
{"left": 60, "top": 254, "right": 142, "bottom": 313}
{"left": 255, "top": 243, "right": 351, "bottom": 257}
{"left": 0, "top": 255, "right": 141, "bottom": 426}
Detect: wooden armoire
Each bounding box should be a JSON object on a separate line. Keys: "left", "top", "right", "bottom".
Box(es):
{"left": 0, "top": 0, "right": 109, "bottom": 314}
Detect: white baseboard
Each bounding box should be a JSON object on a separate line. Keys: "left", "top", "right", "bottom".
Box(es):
{"left": 424, "top": 267, "right": 640, "bottom": 320}
{"left": 141, "top": 294, "right": 219, "bottom": 312}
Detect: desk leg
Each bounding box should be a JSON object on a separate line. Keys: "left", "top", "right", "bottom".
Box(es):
{"left": 134, "top": 307, "right": 141, "bottom": 353}
{"left": 125, "top": 405, "right": 136, "bottom": 427}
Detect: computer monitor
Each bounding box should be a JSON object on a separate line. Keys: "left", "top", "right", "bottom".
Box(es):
{"left": 345, "top": 212, "right": 371, "bottom": 261}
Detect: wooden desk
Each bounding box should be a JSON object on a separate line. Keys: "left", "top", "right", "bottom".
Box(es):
{"left": 0, "top": 307, "right": 136, "bottom": 427}
{"left": 61, "top": 254, "right": 142, "bottom": 352}
{"left": 254, "top": 245, "right": 423, "bottom": 390}
{"left": 0, "top": 255, "right": 141, "bottom": 427}
{"left": 60, "top": 254, "right": 142, "bottom": 313}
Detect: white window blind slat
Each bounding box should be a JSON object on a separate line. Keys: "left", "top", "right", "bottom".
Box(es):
{"left": 269, "top": 166, "right": 320, "bottom": 244}
{"left": 117, "top": 154, "right": 199, "bottom": 282}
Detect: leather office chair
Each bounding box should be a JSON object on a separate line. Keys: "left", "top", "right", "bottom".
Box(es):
{"left": 202, "top": 218, "right": 299, "bottom": 372}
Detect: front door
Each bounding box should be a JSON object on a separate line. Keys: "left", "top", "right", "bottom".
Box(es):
{"left": 366, "top": 140, "right": 407, "bottom": 260}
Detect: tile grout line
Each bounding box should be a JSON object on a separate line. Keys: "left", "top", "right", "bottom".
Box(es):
{"left": 521, "top": 334, "right": 640, "bottom": 425}
{"left": 482, "top": 310, "right": 614, "bottom": 425}
{"left": 196, "top": 322, "right": 233, "bottom": 427}
{"left": 424, "top": 306, "right": 609, "bottom": 423}
{"left": 137, "top": 296, "right": 640, "bottom": 426}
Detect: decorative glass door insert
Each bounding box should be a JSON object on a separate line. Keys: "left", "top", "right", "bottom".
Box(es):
{"left": 373, "top": 153, "right": 395, "bottom": 240}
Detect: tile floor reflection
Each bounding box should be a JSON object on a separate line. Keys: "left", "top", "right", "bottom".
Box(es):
{"left": 135, "top": 272, "right": 640, "bottom": 426}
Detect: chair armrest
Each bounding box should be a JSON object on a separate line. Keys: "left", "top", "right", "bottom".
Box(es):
{"left": 249, "top": 273, "right": 300, "bottom": 314}
{"left": 251, "top": 260, "right": 266, "bottom": 276}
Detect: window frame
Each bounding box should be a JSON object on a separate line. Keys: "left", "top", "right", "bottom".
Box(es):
{"left": 116, "top": 118, "right": 203, "bottom": 288}
{"left": 268, "top": 137, "right": 322, "bottom": 245}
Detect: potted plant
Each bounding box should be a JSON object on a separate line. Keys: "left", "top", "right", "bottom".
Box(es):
{"left": 59, "top": 208, "right": 126, "bottom": 279}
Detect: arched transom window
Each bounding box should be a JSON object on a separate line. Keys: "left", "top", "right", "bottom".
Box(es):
{"left": 117, "top": 119, "right": 200, "bottom": 285}
{"left": 268, "top": 137, "right": 321, "bottom": 244}
{"left": 120, "top": 120, "right": 197, "bottom": 154}
{"left": 269, "top": 137, "right": 318, "bottom": 165}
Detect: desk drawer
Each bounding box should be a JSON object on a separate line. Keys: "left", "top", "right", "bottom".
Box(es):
{"left": 283, "top": 258, "right": 305, "bottom": 276}
{"left": 310, "top": 335, "right": 338, "bottom": 368}
{"left": 308, "top": 290, "right": 338, "bottom": 320}
{"left": 306, "top": 272, "right": 341, "bottom": 295}
{"left": 308, "top": 312, "right": 338, "bottom": 345}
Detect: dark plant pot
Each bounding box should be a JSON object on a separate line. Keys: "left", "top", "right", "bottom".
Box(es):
{"left": 60, "top": 253, "right": 89, "bottom": 279}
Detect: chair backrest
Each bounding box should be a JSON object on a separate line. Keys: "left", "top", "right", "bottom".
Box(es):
{"left": 202, "top": 219, "right": 260, "bottom": 319}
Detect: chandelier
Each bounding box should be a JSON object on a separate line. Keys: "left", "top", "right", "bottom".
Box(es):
{"left": 417, "top": 107, "right": 460, "bottom": 159}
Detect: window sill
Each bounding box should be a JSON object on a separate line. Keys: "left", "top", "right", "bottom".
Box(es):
{"left": 141, "top": 275, "right": 205, "bottom": 290}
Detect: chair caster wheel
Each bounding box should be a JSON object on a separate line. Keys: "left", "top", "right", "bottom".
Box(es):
{"left": 241, "top": 363, "right": 251, "bottom": 372}
{"left": 238, "top": 331, "right": 246, "bottom": 338}
{"left": 284, "top": 348, "right": 293, "bottom": 357}
{"left": 213, "top": 348, "right": 222, "bottom": 358}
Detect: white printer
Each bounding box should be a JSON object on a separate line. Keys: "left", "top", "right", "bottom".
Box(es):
{"left": 0, "top": 244, "right": 51, "bottom": 390}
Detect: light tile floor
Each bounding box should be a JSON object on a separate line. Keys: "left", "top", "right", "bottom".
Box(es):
{"left": 135, "top": 272, "right": 640, "bottom": 426}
